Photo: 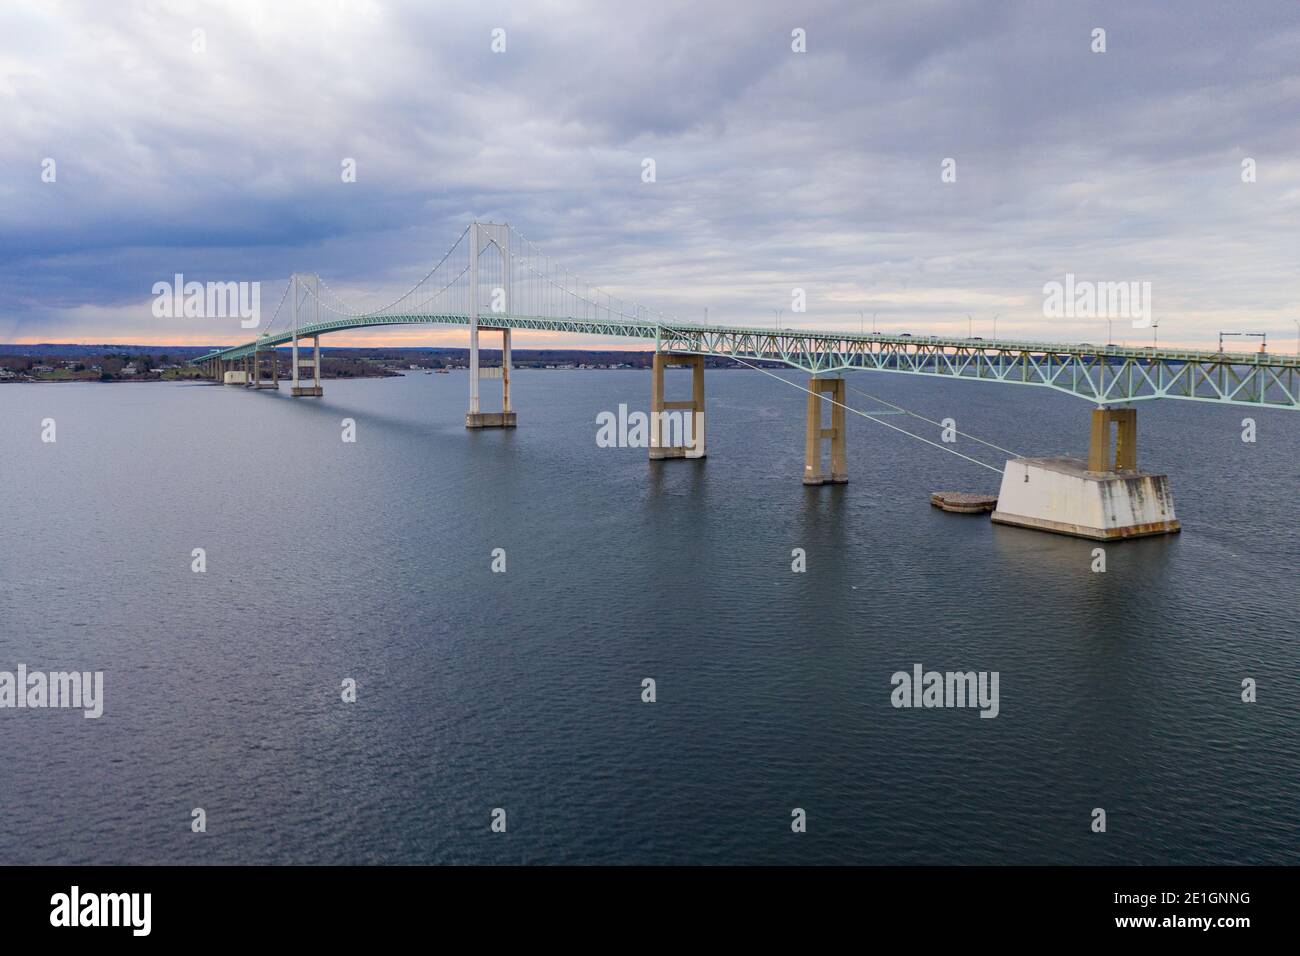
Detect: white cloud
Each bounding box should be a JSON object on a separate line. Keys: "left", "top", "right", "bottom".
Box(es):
{"left": 1, "top": 0, "right": 1298, "bottom": 349}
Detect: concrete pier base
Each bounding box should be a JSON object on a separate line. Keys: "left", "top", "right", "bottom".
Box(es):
{"left": 931, "top": 491, "right": 997, "bottom": 513}
{"left": 991, "top": 457, "right": 1180, "bottom": 540}
{"left": 648, "top": 353, "right": 706, "bottom": 460}
{"left": 803, "top": 377, "right": 847, "bottom": 485}
{"left": 991, "top": 407, "right": 1178, "bottom": 540}
{"left": 466, "top": 411, "right": 517, "bottom": 428}
{"left": 291, "top": 385, "right": 324, "bottom": 397}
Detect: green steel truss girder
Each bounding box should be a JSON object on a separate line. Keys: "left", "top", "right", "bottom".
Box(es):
{"left": 192, "top": 314, "right": 1300, "bottom": 410}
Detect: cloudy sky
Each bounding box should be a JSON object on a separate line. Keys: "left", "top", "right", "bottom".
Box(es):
{"left": 2, "top": 0, "right": 1298, "bottom": 350}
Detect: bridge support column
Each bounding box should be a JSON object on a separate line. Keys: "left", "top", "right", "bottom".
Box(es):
{"left": 465, "top": 326, "right": 516, "bottom": 428}
{"left": 291, "top": 333, "right": 324, "bottom": 397}
{"left": 501, "top": 328, "right": 511, "bottom": 416}
{"left": 288, "top": 273, "right": 322, "bottom": 396}
{"left": 992, "top": 406, "right": 1180, "bottom": 540}
{"left": 649, "top": 353, "right": 705, "bottom": 460}
{"left": 803, "top": 377, "right": 847, "bottom": 485}
{"left": 1087, "top": 407, "right": 1137, "bottom": 472}
{"left": 252, "top": 349, "right": 278, "bottom": 389}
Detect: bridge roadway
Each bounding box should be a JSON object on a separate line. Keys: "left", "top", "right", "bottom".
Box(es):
{"left": 193, "top": 312, "right": 1300, "bottom": 410}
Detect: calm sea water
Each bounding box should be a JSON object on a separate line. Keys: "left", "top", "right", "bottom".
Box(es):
{"left": 0, "top": 369, "right": 1296, "bottom": 865}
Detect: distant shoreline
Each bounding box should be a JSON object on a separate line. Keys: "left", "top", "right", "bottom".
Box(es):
{"left": 0, "top": 344, "right": 744, "bottom": 383}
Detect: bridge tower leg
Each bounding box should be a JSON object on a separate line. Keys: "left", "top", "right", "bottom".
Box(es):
{"left": 290, "top": 337, "right": 324, "bottom": 396}
{"left": 465, "top": 222, "right": 517, "bottom": 428}
{"left": 501, "top": 327, "right": 512, "bottom": 417}
{"left": 466, "top": 328, "right": 516, "bottom": 427}
{"left": 468, "top": 321, "right": 480, "bottom": 416}
{"left": 992, "top": 405, "right": 1180, "bottom": 540}
{"left": 290, "top": 275, "right": 324, "bottom": 397}
{"left": 1087, "top": 407, "right": 1137, "bottom": 472}
{"left": 649, "top": 353, "right": 706, "bottom": 460}
{"left": 803, "top": 377, "right": 847, "bottom": 484}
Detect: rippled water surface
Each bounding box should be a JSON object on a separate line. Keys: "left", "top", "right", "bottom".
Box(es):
{"left": 0, "top": 370, "right": 1295, "bottom": 864}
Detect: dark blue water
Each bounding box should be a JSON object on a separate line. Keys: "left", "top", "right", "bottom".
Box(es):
{"left": 0, "top": 370, "right": 1295, "bottom": 864}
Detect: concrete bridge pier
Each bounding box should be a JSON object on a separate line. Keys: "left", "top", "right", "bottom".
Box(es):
{"left": 1088, "top": 406, "right": 1137, "bottom": 471}
{"left": 221, "top": 355, "right": 246, "bottom": 386}
{"left": 648, "top": 353, "right": 705, "bottom": 460}
{"left": 291, "top": 334, "right": 323, "bottom": 397}
{"left": 803, "top": 377, "right": 847, "bottom": 484}
{"left": 251, "top": 349, "right": 279, "bottom": 389}
{"left": 992, "top": 405, "right": 1180, "bottom": 540}
{"left": 465, "top": 326, "right": 516, "bottom": 428}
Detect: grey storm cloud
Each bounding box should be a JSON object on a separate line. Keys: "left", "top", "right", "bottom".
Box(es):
{"left": 0, "top": 0, "right": 1298, "bottom": 347}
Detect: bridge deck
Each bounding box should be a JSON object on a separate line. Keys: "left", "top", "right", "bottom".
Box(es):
{"left": 191, "top": 313, "right": 1300, "bottom": 410}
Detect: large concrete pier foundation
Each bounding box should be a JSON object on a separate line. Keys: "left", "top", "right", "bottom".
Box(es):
{"left": 991, "top": 407, "right": 1180, "bottom": 540}
{"left": 803, "top": 377, "right": 847, "bottom": 485}
{"left": 648, "top": 353, "right": 705, "bottom": 460}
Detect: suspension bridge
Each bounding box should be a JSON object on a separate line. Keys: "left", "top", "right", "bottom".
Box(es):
{"left": 191, "top": 221, "right": 1300, "bottom": 540}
